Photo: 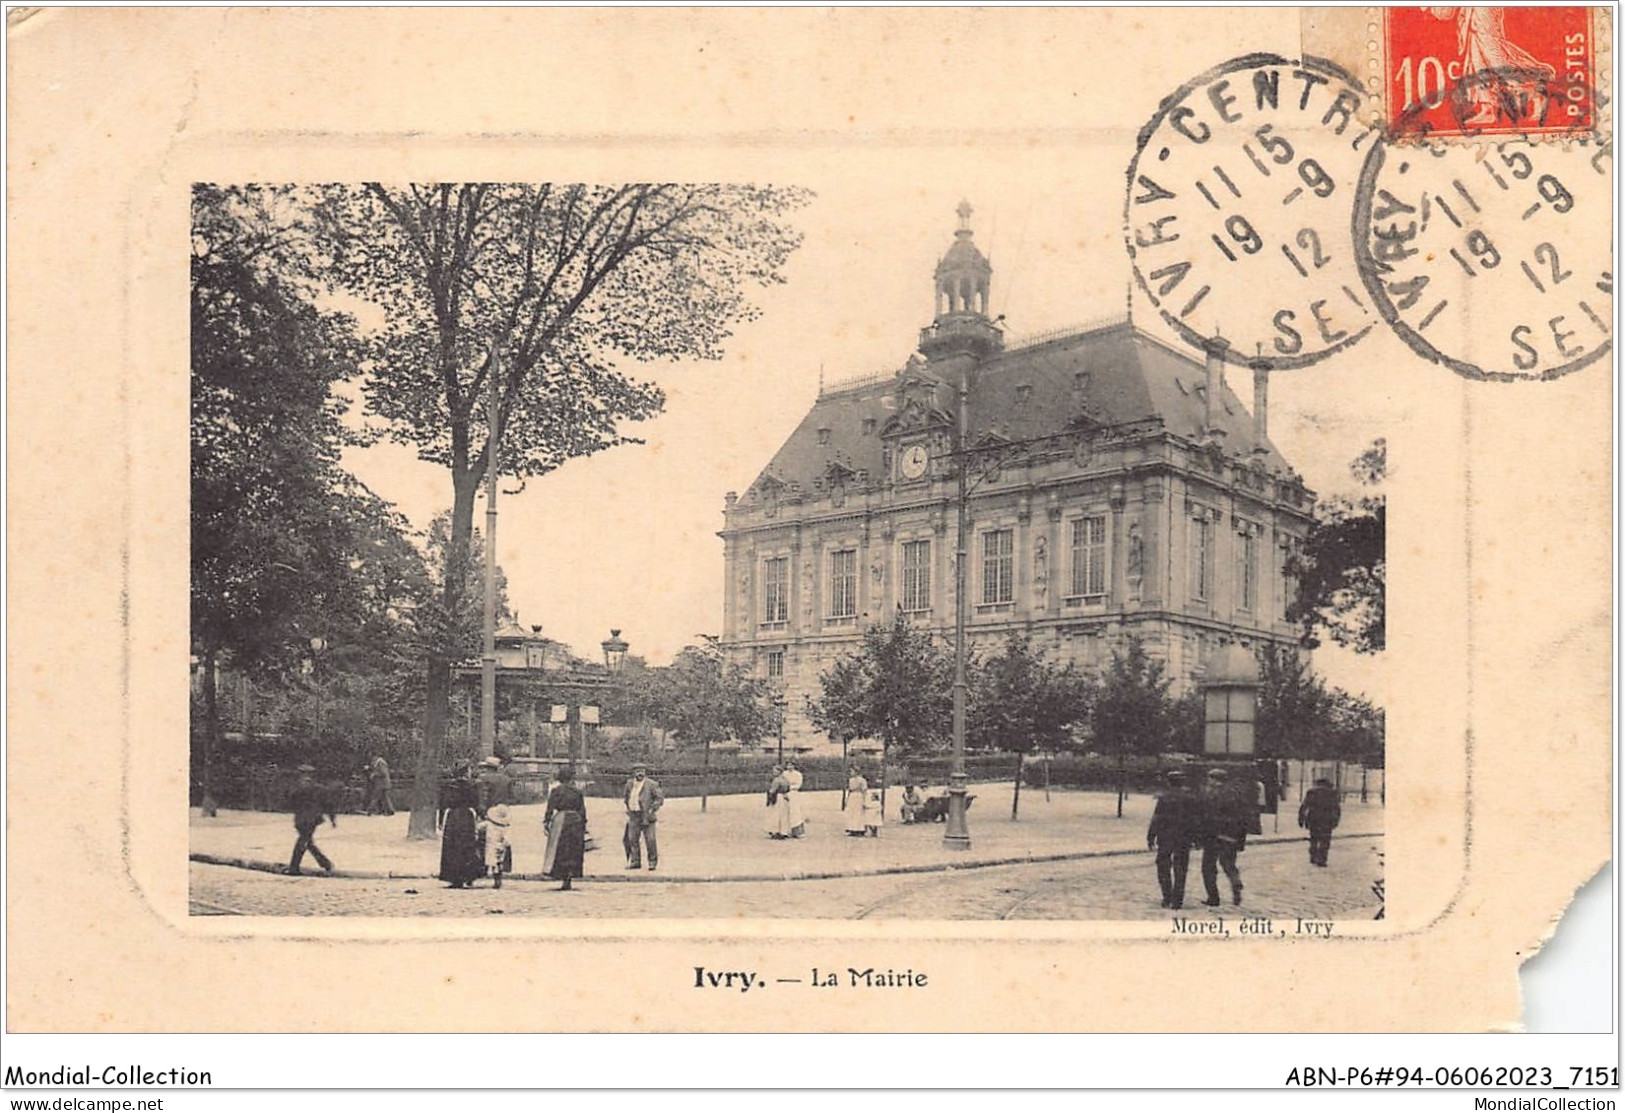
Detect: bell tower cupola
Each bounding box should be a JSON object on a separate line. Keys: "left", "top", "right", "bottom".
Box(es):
{"left": 919, "top": 201, "right": 1003, "bottom": 362}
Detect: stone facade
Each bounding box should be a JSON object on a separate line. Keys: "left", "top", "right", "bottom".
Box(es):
{"left": 719, "top": 206, "right": 1315, "bottom": 748}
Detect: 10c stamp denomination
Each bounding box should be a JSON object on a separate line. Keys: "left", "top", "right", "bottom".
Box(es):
{"left": 1125, "top": 53, "right": 1383, "bottom": 369}
{"left": 1354, "top": 134, "right": 1612, "bottom": 381}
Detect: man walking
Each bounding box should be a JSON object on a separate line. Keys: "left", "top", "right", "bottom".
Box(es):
{"left": 1298, "top": 776, "right": 1342, "bottom": 866}
{"left": 1197, "top": 767, "right": 1248, "bottom": 907}
{"left": 365, "top": 754, "right": 394, "bottom": 816}
{"left": 287, "top": 764, "right": 336, "bottom": 876}
{"left": 623, "top": 762, "right": 664, "bottom": 871}
{"left": 1147, "top": 769, "right": 1198, "bottom": 909}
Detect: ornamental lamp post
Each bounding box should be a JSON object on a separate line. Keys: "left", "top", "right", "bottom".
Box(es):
{"left": 596, "top": 629, "right": 630, "bottom": 765}
{"left": 601, "top": 629, "right": 629, "bottom": 674}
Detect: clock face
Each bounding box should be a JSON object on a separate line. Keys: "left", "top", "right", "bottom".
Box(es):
{"left": 900, "top": 443, "right": 929, "bottom": 479}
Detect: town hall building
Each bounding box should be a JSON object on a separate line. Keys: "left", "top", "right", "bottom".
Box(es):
{"left": 719, "top": 204, "right": 1316, "bottom": 747}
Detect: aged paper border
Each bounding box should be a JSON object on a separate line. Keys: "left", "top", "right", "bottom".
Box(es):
{"left": 5, "top": 7, "right": 1612, "bottom": 1036}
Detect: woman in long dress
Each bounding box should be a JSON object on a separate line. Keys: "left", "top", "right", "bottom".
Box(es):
{"left": 782, "top": 759, "right": 807, "bottom": 838}
{"left": 543, "top": 765, "right": 588, "bottom": 891}
{"left": 765, "top": 765, "right": 791, "bottom": 838}
{"left": 844, "top": 766, "right": 868, "bottom": 836}
{"left": 437, "top": 769, "right": 484, "bottom": 888}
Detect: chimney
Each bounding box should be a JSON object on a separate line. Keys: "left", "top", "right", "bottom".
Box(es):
{"left": 1203, "top": 338, "right": 1228, "bottom": 439}
{"left": 1252, "top": 362, "right": 1269, "bottom": 445}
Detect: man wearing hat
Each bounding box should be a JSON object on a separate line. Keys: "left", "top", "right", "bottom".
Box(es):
{"left": 1297, "top": 776, "right": 1343, "bottom": 867}
{"left": 1197, "top": 767, "right": 1249, "bottom": 907}
{"left": 287, "top": 765, "right": 337, "bottom": 876}
{"left": 475, "top": 754, "right": 513, "bottom": 816}
{"left": 1146, "top": 769, "right": 1198, "bottom": 909}
{"left": 622, "top": 761, "right": 664, "bottom": 870}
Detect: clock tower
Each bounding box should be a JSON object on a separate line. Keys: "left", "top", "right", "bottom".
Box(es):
{"left": 918, "top": 200, "right": 1003, "bottom": 366}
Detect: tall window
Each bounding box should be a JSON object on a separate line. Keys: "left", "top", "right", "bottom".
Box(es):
{"left": 765, "top": 649, "right": 785, "bottom": 680}
{"left": 762, "top": 557, "right": 789, "bottom": 623}
{"left": 1070, "top": 515, "right": 1108, "bottom": 599}
{"left": 1237, "top": 526, "right": 1258, "bottom": 612}
{"left": 1192, "top": 514, "right": 1214, "bottom": 602}
{"left": 982, "top": 529, "right": 1014, "bottom": 605}
{"left": 901, "top": 539, "right": 932, "bottom": 611}
{"left": 1282, "top": 537, "right": 1299, "bottom": 620}
{"left": 829, "top": 549, "right": 857, "bottom": 618}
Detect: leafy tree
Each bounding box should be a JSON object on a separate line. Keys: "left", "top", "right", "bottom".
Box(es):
{"left": 311, "top": 182, "right": 810, "bottom": 836}
{"left": 413, "top": 510, "right": 512, "bottom": 663}
{"left": 644, "top": 643, "right": 772, "bottom": 811}
{"left": 191, "top": 184, "right": 370, "bottom": 813}
{"left": 1289, "top": 438, "right": 1386, "bottom": 654}
{"left": 807, "top": 609, "right": 953, "bottom": 809}
{"left": 1256, "top": 644, "right": 1330, "bottom": 763}
{"left": 968, "top": 634, "right": 1093, "bottom": 819}
{"left": 1090, "top": 638, "right": 1177, "bottom": 817}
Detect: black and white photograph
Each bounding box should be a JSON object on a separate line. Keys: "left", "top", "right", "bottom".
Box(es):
{"left": 186, "top": 175, "right": 1390, "bottom": 924}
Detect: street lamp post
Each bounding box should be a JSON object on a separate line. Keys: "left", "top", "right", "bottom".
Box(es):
{"left": 944, "top": 368, "right": 972, "bottom": 851}
{"left": 479, "top": 340, "right": 503, "bottom": 762}
{"left": 597, "top": 628, "right": 630, "bottom": 765}
{"left": 773, "top": 692, "right": 787, "bottom": 765}
{"left": 309, "top": 635, "right": 328, "bottom": 736}
{"left": 601, "top": 628, "right": 629, "bottom": 675}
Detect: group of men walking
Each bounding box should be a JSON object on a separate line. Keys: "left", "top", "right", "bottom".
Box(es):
{"left": 1146, "top": 767, "right": 1343, "bottom": 910}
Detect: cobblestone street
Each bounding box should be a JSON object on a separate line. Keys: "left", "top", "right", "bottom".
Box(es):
{"left": 191, "top": 835, "right": 1382, "bottom": 921}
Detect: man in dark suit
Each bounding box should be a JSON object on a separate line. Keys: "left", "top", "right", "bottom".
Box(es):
{"left": 287, "top": 764, "right": 337, "bottom": 876}
{"left": 1146, "top": 768, "right": 1198, "bottom": 909}
{"left": 622, "top": 762, "right": 664, "bottom": 871}
{"left": 1298, "top": 776, "right": 1343, "bottom": 866}
{"left": 1197, "top": 767, "right": 1249, "bottom": 907}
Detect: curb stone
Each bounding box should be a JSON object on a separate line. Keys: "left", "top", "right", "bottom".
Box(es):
{"left": 190, "top": 832, "right": 1380, "bottom": 885}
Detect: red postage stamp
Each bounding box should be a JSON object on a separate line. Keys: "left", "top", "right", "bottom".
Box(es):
{"left": 1384, "top": 7, "right": 1597, "bottom": 138}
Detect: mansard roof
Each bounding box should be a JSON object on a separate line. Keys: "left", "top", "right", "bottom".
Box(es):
{"left": 748, "top": 320, "right": 1291, "bottom": 496}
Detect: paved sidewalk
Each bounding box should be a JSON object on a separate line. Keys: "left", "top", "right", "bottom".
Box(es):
{"left": 191, "top": 785, "right": 1384, "bottom": 883}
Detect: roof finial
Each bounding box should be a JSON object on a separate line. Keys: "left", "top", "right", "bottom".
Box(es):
{"left": 956, "top": 199, "right": 973, "bottom": 232}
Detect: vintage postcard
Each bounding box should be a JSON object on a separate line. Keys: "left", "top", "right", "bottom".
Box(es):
{"left": 5, "top": 7, "right": 1613, "bottom": 1044}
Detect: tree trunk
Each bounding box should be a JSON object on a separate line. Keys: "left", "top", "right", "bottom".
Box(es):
{"left": 407, "top": 656, "right": 449, "bottom": 839}
{"left": 1011, "top": 749, "right": 1023, "bottom": 820}
{"left": 199, "top": 645, "right": 220, "bottom": 817}
{"left": 408, "top": 469, "right": 479, "bottom": 840}
{"left": 879, "top": 737, "right": 889, "bottom": 818}
{"left": 1116, "top": 750, "right": 1126, "bottom": 818}
{"left": 701, "top": 737, "right": 711, "bottom": 814}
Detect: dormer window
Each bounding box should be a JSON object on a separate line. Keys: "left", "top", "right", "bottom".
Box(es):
{"left": 862, "top": 418, "right": 877, "bottom": 435}
{"left": 817, "top": 427, "right": 831, "bottom": 446}
{"left": 1074, "top": 371, "right": 1091, "bottom": 392}
{"left": 1015, "top": 384, "right": 1033, "bottom": 404}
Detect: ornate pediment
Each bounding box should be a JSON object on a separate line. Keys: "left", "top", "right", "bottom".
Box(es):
{"left": 753, "top": 472, "right": 788, "bottom": 517}
{"left": 879, "top": 395, "right": 953, "bottom": 438}
{"left": 815, "top": 459, "right": 860, "bottom": 508}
